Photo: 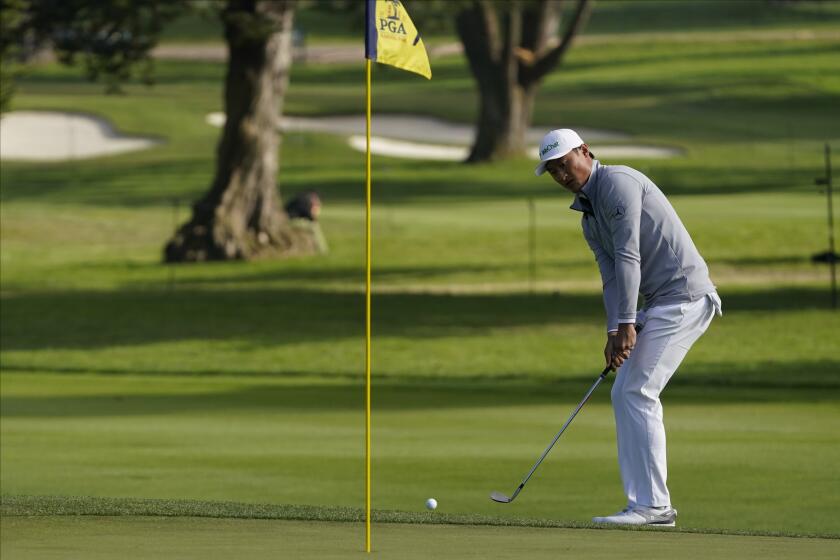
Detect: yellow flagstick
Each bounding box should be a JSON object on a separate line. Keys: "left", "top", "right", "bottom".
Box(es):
{"left": 363, "top": 2, "right": 430, "bottom": 551}
{"left": 365, "top": 57, "right": 372, "bottom": 554}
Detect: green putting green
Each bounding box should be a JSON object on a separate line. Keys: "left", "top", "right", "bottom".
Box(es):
{"left": 2, "top": 515, "right": 838, "bottom": 560}
{"left": 2, "top": 373, "right": 838, "bottom": 535}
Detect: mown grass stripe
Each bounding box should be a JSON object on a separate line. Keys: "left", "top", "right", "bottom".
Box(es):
{"left": 2, "top": 495, "right": 836, "bottom": 540}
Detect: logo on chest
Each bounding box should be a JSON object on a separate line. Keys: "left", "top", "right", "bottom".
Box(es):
{"left": 613, "top": 205, "right": 626, "bottom": 219}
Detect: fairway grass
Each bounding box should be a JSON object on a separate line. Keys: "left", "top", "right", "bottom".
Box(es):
{"left": 2, "top": 514, "right": 838, "bottom": 560}
{"left": 2, "top": 373, "right": 839, "bottom": 536}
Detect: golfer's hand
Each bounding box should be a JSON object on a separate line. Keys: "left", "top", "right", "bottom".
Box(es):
{"left": 610, "top": 323, "right": 637, "bottom": 369}
{"left": 604, "top": 334, "right": 622, "bottom": 370}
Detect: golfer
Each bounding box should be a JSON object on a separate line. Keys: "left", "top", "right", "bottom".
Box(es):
{"left": 535, "top": 129, "right": 721, "bottom": 527}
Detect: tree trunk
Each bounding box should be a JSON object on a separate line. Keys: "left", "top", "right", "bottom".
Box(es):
{"left": 455, "top": 0, "right": 590, "bottom": 163}
{"left": 468, "top": 80, "right": 539, "bottom": 163}
{"left": 165, "top": 0, "right": 319, "bottom": 262}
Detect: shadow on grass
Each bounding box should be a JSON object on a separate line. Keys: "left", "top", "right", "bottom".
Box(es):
{"left": 135, "top": 260, "right": 594, "bottom": 288}
{"left": 0, "top": 157, "right": 214, "bottom": 205}
{"left": 2, "top": 358, "right": 838, "bottom": 420}
{"left": 0, "top": 288, "right": 603, "bottom": 352}
{"left": 0, "top": 168, "right": 809, "bottom": 209}
{"left": 0, "top": 286, "right": 835, "bottom": 353}
{"left": 0, "top": 134, "right": 823, "bottom": 208}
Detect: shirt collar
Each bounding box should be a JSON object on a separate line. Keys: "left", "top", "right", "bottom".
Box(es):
{"left": 569, "top": 159, "right": 600, "bottom": 215}
{"left": 580, "top": 159, "right": 600, "bottom": 198}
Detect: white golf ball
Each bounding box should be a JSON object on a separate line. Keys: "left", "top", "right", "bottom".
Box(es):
{"left": 425, "top": 498, "right": 438, "bottom": 510}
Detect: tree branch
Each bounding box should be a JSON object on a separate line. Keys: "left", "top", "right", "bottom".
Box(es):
{"left": 502, "top": 2, "right": 522, "bottom": 83}
{"left": 520, "top": 0, "right": 590, "bottom": 85}
{"left": 521, "top": 0, "right": 561, "bottom": 54}
{"left": 455, "top": 0, "right": 501, "bottom": 70}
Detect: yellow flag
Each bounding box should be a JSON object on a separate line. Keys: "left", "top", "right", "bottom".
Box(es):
{"left": 365, "top": 0, "right": 432, "bottom": 79}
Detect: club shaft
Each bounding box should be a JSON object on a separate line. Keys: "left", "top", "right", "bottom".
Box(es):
{"left": 516, "top": 367, "right": 611, "bottom": 489}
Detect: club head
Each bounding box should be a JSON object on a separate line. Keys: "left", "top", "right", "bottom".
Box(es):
{"left": 490, "top": 491, "right": 512, "bottom": 503}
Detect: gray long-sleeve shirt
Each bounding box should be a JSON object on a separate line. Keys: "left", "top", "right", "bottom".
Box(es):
{"left": 572, "top": 160, "right": 716, "bottom": 332}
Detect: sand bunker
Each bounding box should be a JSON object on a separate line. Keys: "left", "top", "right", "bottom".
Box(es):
{"left": 0, "top": 110, "right": 678, "bottom": 163}
{"left": 0, "top": 111, "right": 161, "bottom": 161}
{"left": 348, "top": 136, "right": 467, "bottom": 161}
{"left": 346, "top": 136, "right": 680, "bottom": 161}
{"left": 207, "top": 112, "right": 680, "bottom": 161}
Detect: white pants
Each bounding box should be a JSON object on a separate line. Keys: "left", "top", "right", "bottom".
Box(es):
{"left": 611, "top": 292, "right": 721, "bottom": 508}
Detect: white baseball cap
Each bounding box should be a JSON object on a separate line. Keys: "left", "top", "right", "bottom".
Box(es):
{"left": 534, "top": 128, "right": 585, "bottom": 176}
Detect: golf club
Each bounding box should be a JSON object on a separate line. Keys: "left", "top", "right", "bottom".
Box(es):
{"left": 490, "top": 365, "right": 613, "bottom": 504}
